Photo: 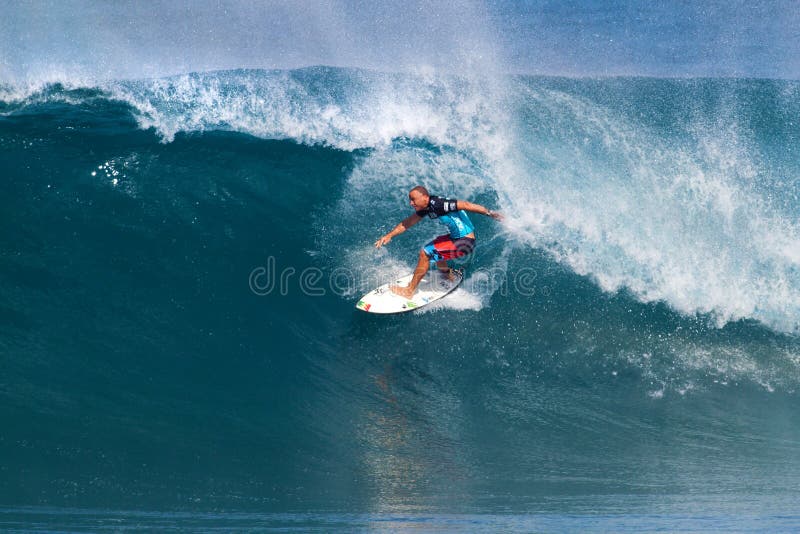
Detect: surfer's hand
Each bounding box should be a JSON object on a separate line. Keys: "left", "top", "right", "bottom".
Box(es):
{"left": 488, "top": 210, "right": 504, "bottom": 221}
{"left": 375, "top": 235, "right": 391, "bottom": 248}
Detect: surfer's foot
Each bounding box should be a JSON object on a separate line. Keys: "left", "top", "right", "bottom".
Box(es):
{"left": 390, "top": 284, "right": 415, "bottom": 298}
{"left": 439, "top": 268, "right": 456, "bottom": 281}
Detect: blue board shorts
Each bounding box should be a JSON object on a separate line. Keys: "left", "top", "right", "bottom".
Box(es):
{"left": 422, "top": 234, "right": 475, "bottom": 263}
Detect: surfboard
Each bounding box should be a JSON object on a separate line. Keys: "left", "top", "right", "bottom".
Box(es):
{"left": 355, "top": 269, "right": 463, "bottom": 314}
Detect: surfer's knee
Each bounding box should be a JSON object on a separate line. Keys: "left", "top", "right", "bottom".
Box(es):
{"left": 418, "top": 248, "right": 431, "bottom": 265}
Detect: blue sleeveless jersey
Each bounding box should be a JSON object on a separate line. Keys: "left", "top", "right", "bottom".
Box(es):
{"left": 415, "top": 196, "right": 475, "bottom": 238}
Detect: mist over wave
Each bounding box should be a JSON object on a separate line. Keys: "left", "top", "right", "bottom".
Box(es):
{"left": 507, "top": 78, "right": 800, "bottom": 333}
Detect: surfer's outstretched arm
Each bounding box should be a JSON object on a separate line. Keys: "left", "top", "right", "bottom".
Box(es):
{"left": 456, "top": 200, "right": 504, "bottom": 221}
{"left": 375, "top": 213, "right": 422, "bottom": 248}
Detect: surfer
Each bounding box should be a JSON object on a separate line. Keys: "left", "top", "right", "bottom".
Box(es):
{"left": 374, "top": 185, "right": 503, "bottom": 298}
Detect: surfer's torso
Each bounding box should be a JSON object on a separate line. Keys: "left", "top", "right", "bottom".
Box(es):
{"left": 415, "top": 196, "right": 475, "bottom": 238}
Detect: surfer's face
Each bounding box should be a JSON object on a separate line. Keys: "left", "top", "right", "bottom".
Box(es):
{"left": 409, "top": 190, "right": 428, "bottom": 210}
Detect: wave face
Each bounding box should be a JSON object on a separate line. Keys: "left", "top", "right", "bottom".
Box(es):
{"left": 2, "top": 68, "right": 800, "bottom": 516}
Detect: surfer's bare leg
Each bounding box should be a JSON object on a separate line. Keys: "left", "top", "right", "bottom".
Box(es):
{"left": 391, "top": 249, "right": 429, "bottom": 298}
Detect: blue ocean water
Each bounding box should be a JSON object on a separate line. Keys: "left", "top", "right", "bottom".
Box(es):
{"left": 2, "top": 68, "right": 800, "bottom": 530}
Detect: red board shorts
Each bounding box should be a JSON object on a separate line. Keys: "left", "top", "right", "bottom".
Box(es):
{"left": 422, "top": 234, "right": 475, "bottom": 263}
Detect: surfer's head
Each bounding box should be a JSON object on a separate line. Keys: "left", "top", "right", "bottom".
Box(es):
{"left": 409, "top": 186, "right": 429, "bottom": 210}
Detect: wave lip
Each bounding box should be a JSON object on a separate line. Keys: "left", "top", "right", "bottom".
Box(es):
{"left": 94, "top": 68, "right": 507, "bottom": 151}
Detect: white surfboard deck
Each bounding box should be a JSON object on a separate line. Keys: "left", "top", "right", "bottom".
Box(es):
{"left": 355, "top": 269, "right": 463, "bottom": 314}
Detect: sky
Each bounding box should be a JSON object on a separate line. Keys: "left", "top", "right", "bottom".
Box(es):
{"left": 1, "top": 0, "right": 798, "bottom": 82}
{"left": 493, "top": 0, "right": 800, "bottom": 78}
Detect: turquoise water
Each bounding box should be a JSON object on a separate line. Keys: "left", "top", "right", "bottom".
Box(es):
{"left": 3, "top": 505, "right": 800, "bottom": 532}
{"left": 1, "top": 68, "right": 800, "bottom": 529}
